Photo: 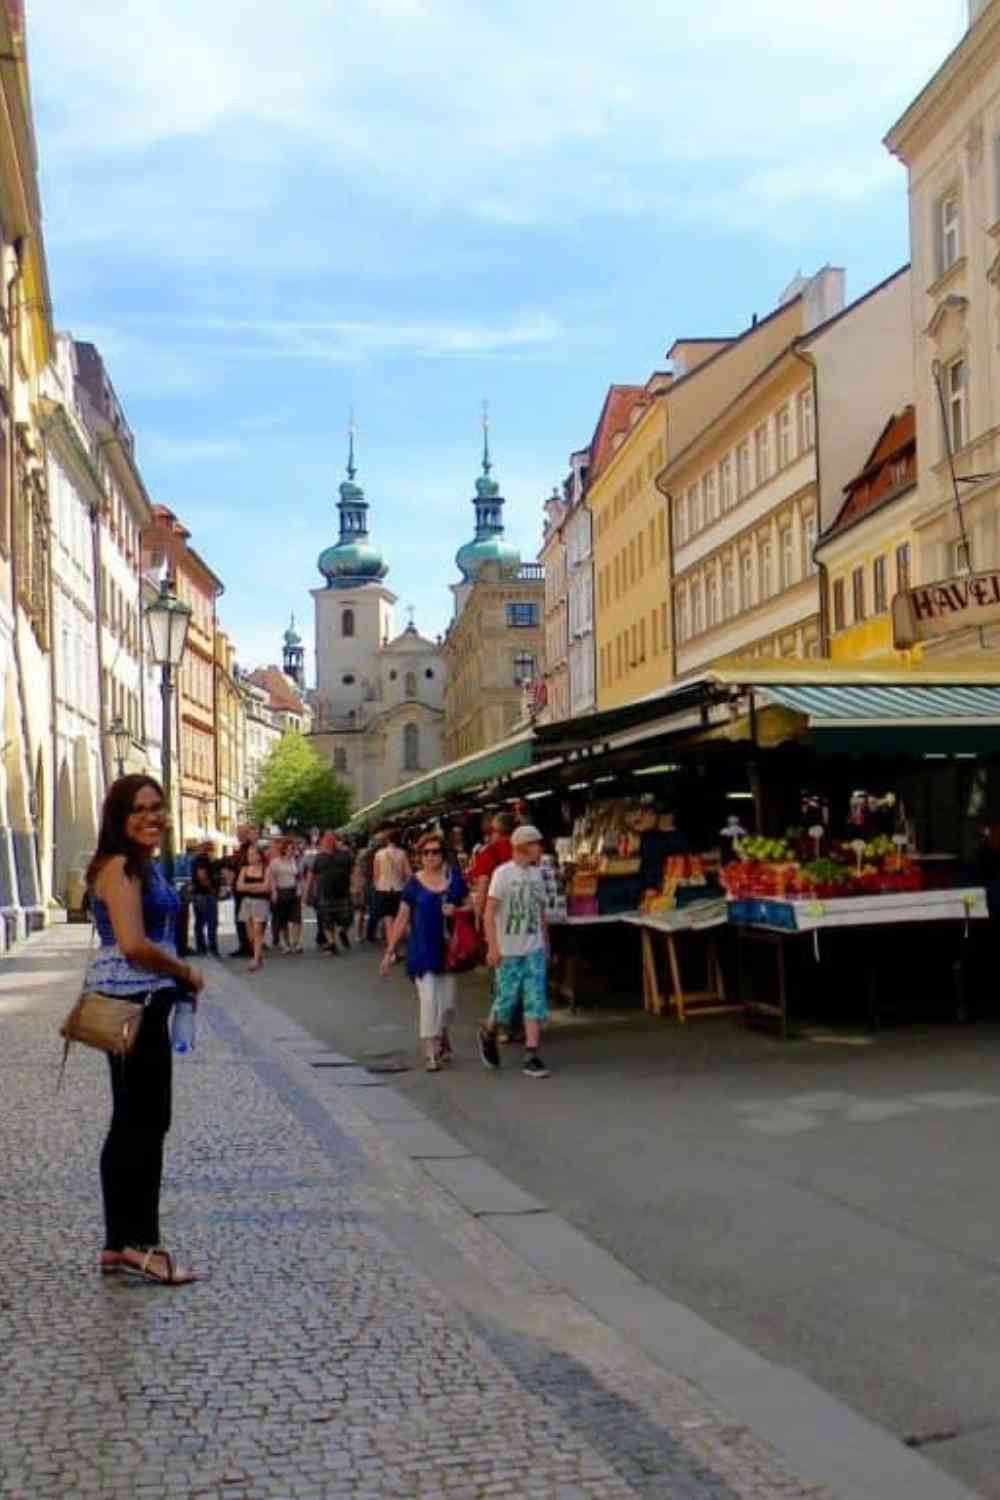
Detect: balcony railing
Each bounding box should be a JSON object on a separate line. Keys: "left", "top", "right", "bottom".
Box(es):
{"left": 518, "top": 563, "right": 545, "bottom": 581}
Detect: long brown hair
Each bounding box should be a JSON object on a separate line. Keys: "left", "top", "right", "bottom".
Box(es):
{"left": 85, "top": 774, "right": 164, "bottom": 889}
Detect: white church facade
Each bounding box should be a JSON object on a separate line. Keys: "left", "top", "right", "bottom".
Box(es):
{"left": 304, "top": 439, "right": 446, "bottom": 813}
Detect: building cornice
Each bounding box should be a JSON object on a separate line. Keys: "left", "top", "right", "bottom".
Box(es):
{"left": 885, "top": 7, "right": 1000, "bottom": 163}
{"left": 38, "top": 397, "right": 104, "bottom": 510}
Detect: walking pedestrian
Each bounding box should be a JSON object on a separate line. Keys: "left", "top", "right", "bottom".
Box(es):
{"left": 380, "top": 830, "right": 470, "bottom": 1071}
{"left": 477, "top": 824, "right": 551, "bottom": 1079}
{"left": 84, "top": 774, "right": 203, "bottom": 1285}
{"left": 372, "top": 828, "right": 411, "bottom": 947}
{"left": 306, "top": 831, "right": 355, "bottom": 954}
{"left": 350, "top": 842, "right": 368, "bottom": 942}
{"left": 226, "top": 823, "right": 257, "bottom": 958}
{"left": 235, "top": 841, "right": 272, "bottom": 972}
{"left": 270, "top": 837, "right": 304, "bottom": 953}
{"left": 301, "top": 831, "right": 326, "bottom": 948}
{"left": 469, "top": 811, "right": 523, "bottom": 1042}
{"left": 190, "top": 839, "right": 221, "bottom": 956}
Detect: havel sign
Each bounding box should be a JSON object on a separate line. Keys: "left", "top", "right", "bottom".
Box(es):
{"left": 892, "top": 571, "right": 1000, "bottom": 648}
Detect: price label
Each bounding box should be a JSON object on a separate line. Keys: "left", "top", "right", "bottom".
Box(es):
{"left": 804, "top": 901, "right": 826, "bottom": 918}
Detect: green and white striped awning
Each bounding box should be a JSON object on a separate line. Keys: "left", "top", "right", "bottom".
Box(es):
{"left": 755, "top": 682, "right": 1000, "bottom": 756}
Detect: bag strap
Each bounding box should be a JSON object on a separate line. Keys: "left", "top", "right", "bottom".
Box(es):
{"left": 57, "top": 919, "right": 98, "bottom": 1092}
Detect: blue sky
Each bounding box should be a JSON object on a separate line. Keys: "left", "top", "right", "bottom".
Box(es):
{"left": 28, "top": 0, "right": 967, "bottom": 680}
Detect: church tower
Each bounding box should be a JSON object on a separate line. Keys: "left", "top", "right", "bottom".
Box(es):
{"left": 312, "top": 426, "right": 396, "bottom": 721}
{"left": 452, "top": 405, "right": 521, "bottom": 617}
{"left": 282, "top": 614, "right": 305, "bottom": 688}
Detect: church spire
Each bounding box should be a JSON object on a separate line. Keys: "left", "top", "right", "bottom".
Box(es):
{"left": 455, "top": 403, "right": 521, "bottom": 583}
{"left": 316, "top": 411, "right": 389, "bottom": 588}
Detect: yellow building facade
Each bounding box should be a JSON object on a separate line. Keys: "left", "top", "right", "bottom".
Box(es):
{"left": 591, "top": 389, "right": 671, "bottom": 709}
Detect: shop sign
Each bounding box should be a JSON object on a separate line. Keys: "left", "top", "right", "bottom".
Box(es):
{"left": 891, "top": 571, "right": 1000, "bottom": 648}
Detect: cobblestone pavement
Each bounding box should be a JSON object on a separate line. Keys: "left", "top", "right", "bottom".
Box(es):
{"left": 0, "top": 925, "right": 828, "bottom": 1500}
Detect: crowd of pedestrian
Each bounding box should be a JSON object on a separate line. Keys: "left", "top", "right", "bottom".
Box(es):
{"left": 169, "top": 810, "right": 553, "bottom": 1073}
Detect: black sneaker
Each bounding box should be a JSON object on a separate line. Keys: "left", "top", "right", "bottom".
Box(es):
{"left": 477, "top": 1026, "right": 500, "bottom": 1070}
{"left": 522, "top": 1054, "right": 550, "bottom": 1080}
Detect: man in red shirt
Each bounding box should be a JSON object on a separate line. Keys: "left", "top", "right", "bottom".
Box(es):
{"left": 470, "top": 812, "right": 514, "bottom": 921}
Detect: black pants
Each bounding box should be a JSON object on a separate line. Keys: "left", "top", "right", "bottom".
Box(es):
{"left": 100, "top": 991, "right": 174, "bottom": 1252}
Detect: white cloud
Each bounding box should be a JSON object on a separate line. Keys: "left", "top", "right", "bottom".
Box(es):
{"left": 28, "top": 0, "right": 965, "bottom": 273}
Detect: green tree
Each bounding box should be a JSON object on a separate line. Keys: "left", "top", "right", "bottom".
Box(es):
{"left": 249, "top": 732, "right": 351, "bottom": 832}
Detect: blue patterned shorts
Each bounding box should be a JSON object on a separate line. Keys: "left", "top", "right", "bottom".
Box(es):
{"left": 491, "top": 948, "right": 548, "bottom": 1026}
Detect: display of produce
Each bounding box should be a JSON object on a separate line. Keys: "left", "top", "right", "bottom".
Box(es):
{"left": 720, "top": 830, "right": 925, "bottom": 899}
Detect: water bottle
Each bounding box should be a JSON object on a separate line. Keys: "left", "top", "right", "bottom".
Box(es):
{"left": 171, "top": 999, "right": 196, "bottom": 1054}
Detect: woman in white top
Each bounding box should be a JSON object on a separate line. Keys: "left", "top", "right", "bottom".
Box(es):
{"left": 269, "top": 837, "right": 303, "bottom": 954}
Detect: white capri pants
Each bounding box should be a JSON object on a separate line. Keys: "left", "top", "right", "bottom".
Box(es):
{"left": 414, "top": 971, "right": 456, "bottom": 1039}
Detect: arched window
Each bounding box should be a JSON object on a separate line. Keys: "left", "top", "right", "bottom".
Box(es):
{"left": 333, "top": 748, "right": 347, "bottom": 772}
{"left": 403, "top": 723, "right": 419, "bottom": 771}
{"left": 342, "top": 608, "right": 354, "bottom": 638}
{"left": 404, "top": 671, "right": 417, "bottom": 698}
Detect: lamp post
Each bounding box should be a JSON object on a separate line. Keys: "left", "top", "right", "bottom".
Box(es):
{"left": 144, "top": 576, "right": 192, "bottom": 880}
{"left": 108, "top": 716, "right": 130, "bottom": 781}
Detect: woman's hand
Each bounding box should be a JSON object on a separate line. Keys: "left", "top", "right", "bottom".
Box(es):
{"left": 441, "top": 902, "right": 456, "bottom": 918}
{"left": 184, "top": 964, "right": 205, "bottom": 995}
{"left": 378, "top": 951, "right": 394, "bottom": 978}
{"left": 486, "top": 944, "right": 501, "bottom": 969}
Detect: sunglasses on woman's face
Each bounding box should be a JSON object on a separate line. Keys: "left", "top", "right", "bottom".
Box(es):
{"left": 422, "top": 847, "right": 444, "bottom": 856}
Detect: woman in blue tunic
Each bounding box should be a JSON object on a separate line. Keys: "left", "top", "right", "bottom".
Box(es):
{"left": 85, "top": 775, "right": 204, "bottom": 1285}
{"left": 381, "top": 830, "right": 469, "bottom": 1070}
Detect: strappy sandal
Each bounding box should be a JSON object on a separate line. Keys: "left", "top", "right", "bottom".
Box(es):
{"left": 121, "top": 1246, "right": 199, "bottom": 1286}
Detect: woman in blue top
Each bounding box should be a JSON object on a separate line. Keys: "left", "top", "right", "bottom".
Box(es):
{"left": 85, "top": 775, "right": 204, "bottom": 1286}
{"left": 380, "top": 830, "right": 469, "bottom": 1070}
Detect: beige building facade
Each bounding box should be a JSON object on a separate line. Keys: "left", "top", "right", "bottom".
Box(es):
{"left": 885, "top": 0, "right": 1000, "bottom": 656}
{"left": 443, "top": 562, "right": 544, "bottom": 760}
{"left": 539, "top": 489, "right": 569, "bottom": 725}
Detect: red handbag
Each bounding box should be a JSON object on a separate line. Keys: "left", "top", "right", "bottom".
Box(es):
{"left": 444, "top": 909, "right": 483, "bottom": 973}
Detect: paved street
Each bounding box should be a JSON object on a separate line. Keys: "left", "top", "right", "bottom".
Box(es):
{"left": 0, "top": 923, "right": 857, "bottom": 1500}
{"left": 235, "top": 917, "right": 1000, "bottom": 1500}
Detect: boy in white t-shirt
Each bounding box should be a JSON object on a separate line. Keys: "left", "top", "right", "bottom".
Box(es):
{"left": 477, "top": 825, "right": 550, "bottom": 1079}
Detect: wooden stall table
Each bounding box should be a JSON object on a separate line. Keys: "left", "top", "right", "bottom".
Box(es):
{"left": 547, "top": 913, "right": 628, "bottom": 1012}
{"left": 728, "top": 887, "right": 990, "bottom": 1038}
{"left": 622, "top": 902, "right": 734, "bottom": 1021}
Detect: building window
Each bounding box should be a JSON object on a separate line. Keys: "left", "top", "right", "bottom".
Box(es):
{"left": 513, "top": 652, "right": 535, "bottom": 685}
{"left": 754, "top": 423, "right": 772, "bottom": 485}
{"left": 425, "top": 667, "right": 434, "bottom": 679}
{"left": 938, "top": 191, "right": 961, "bottom": 274}
{"left": 803, "top": 512, "right": 817, "bottom": 576}
{"left": 333, "top": 747, "right": 347, "bottom": 772}
{"left": 691, "top": 580, "right": 704, "bottom": 635}
{"left": 706, "top": 573, "right": 719, "bottom": 628}
{"left": 777, "top": 405, "right": 793, "bottom": 467}
{"left": 719, "top": 454, "right": 733, "bottom": 511}
{"left": 676, "top": 585, "right": 690, "bottom": 644}
{"left": 722, "top": 563, "right": 735, "bottom": 619}
{"left": 404, "top": 671, "right": 417, "bottom": 697}
{"left": 656, "top": 508, "right": 665, "bottom": 560}
{"left": 737, "top": 442, "right": 752, "bottom": 499}
{"left": 506, "top": 602, "right": 538, "bottom": 627}
{"left": 702, "top": 469, "right": 717, "bottom": 523}
{"left": 342, "top": 608, "right": 354, "bottom": 637}
{"left": 797, "top": 388, "right": 815, "bottom": 451}
{"left": 896, "top": 542, "right": 911, "bottom": 592}
{"left": 873, "top": 555, "right": 887, "bottom": 614}
{"left": 947, "top": 536, "right": 973, "bottom": 574}
{"left": 833, "top": 577, "right": 845, "bottom": 632}
{"left": 651, "top": 607, "right": 659, "bottom": 655}
{"left": 674, "top": 493, "right": 688, "bottom": 545}
{"left": 779, "top": 527, "right": 794, "bottom": 590}
{"left": 740, "top": 552, "right": 754, "bottom": 611}
{"left": 403, "top": 722, "right": 419, "bottom": 770}
{"left": 688, "top": 483, "right": 702, "bottom": 534}
{"left": 759, "top": 539, "right": 774, "bottom": 600}
{"left": 852, "top": 566, "right": 865, "bottom": 622}
{"left": 946, "top": 356, "right": 967, "bottom": 452}
{"left": 342, "top": 673, "right": 355, "bottom": 685}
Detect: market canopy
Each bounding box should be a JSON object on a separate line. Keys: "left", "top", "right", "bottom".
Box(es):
{"left": 341, "top": 728, "right": 535, "bottom": 833}
{"left": 708, "top": 658, "right": 1000, "bottom": 757}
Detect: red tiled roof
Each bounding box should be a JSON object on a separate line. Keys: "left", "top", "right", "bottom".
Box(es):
{"left": 247, "top": 666, "right": 306, "bottom": 715}
{"left": 826, "top": 406, "right": 916, "bottom": 538}
{"left": 588, "top": 385, "right": 648, "bottom": 481}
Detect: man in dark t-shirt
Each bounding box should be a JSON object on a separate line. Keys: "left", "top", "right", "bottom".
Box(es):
{"left": 307, "top": 831, "right": 355, "bottom": 954}
{"left": 190, "top": 840, "right": 222, "bottom": 955}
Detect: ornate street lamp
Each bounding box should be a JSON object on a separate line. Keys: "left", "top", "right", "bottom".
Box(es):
{"left": 144, "top": 576, "right": 192, "bottom": 880}
{"left": 108, "top": 716, "right": 130, "bottom": 781}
